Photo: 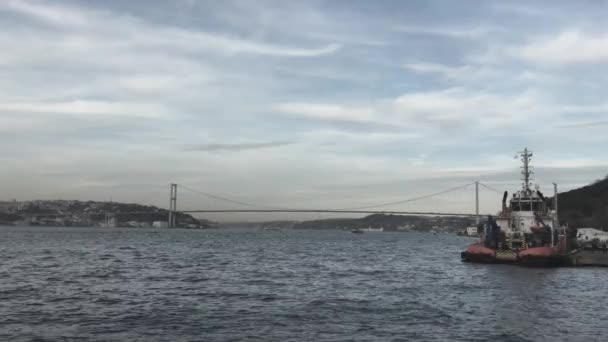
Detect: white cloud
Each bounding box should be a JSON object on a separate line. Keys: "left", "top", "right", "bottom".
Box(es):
{"left": 1, "top": 1, "right": 608, "bottom": 219}
{"left": 116, "top": 74, "right": 214, "bottom": 95}
{"left": 559, "top": 119, "right": 608, "bottom": 128}
{"left": 4, "top": 0, "right": 88, "bottom": 27}
{"left": 392, "top": 88, "right": 550, "bottom": 128}
{"left": 0, "top": 100, "right": 168, "bottom": 119}
{"left": 514, "top": 30, "right": 608, "bottom": 64}
{"left": 1, "top": 1, "right": 342, "bottom": 58}
{"left": 300, "top": 129, "right": 421, "bottom": 145}
{"left": 0, "top": 116, "right": 49, "bottom": 132}
{"left": 274, "top": 86, "right": 594, "bottom": 135}
{"left": 273, "top": 103, "right": 378, "bottom": 123}
{"left": 403, "top": 61, "right": 565, "bottom": 90}
{"left": 403, "top": 62, "right": 501, "bottom": 81}
{"left": 534, "top": 158, "right": 608, "bottom": 169}
{"left": 394, "top": 25, "right": 501, "bottom": 39}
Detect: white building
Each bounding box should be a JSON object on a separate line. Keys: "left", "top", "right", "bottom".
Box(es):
{"left": 153, "top": 221, "right": 169, "bottom": 228}
{"left": 577, "top": 228, "right": 608, "bottom": 248}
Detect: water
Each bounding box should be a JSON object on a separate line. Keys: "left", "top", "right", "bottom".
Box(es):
{"left": 1, "top": 226, "right": 606, "bottom": 341}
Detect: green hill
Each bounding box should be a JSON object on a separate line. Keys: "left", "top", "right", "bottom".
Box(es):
{"left": 557, "top": 176, "right": 608, "bottom": 229}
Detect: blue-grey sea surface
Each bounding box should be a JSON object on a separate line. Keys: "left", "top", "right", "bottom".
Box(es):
{"left": 0, "top": 226, "right": 606, "bottom": 341}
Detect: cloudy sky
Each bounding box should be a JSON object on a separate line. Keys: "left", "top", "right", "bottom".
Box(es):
{"left": 2, "top": 0, "right": 608, "bottom": 220}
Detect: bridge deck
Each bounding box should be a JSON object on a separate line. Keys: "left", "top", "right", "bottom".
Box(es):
{"left": 179, "top": 209, "right": 483, "bottom": 217}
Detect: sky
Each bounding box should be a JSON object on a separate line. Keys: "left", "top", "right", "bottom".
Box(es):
{"left": 2, "top": 0, "right": 608, "bottom": 221}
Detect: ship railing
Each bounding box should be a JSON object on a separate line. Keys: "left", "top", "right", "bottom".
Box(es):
{"left": 506, "top": 233, "right": 527, "bottom": 250}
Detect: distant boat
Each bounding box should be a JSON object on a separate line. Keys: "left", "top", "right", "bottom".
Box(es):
{"left": 458, "top": 226, "right": 479, "bottom": 237}
{"left": 361, "top": 226, "right": 384, "bottom": 232}
{"left": 350, "top": 229, "right": 364, "bottom": 234}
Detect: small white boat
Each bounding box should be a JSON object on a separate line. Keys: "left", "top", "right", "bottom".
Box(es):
{"left": 262, "top": 226, "right": 282, "bottom": 231}
{"left": 463, "top": 226, "right": 479, "bottom": 237}
{"left": 361, "top": 226, "right": 384, "bottom": 232}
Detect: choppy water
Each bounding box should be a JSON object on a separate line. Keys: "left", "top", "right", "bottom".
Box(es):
{"left": 0, "top": 226, "right": 606, "bottom": 341}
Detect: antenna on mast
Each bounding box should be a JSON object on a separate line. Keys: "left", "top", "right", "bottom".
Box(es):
{"left": 519, "top": 147, "right": 533, "bottom": 192}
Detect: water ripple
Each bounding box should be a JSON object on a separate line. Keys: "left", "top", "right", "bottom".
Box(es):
{"left": 1, "top": 226, "right": 607, "bottom": 341}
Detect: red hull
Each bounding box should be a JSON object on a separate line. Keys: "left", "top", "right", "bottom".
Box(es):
{"left": 461, "top": 244, "right": 566, "bottom": 267}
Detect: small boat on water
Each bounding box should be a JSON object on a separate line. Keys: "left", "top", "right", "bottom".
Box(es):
{"left": 350, "top": 229, "right": 364, "bottom": 234}
{"left": 361, "top": 226, "right": 384, "bottom": 232}
{"left": 262, "top": 227, "right": 282, "bottom": 231}
{"left": 457, "top": 226, "right": 480, "bottom": 237}
{"left": 461, "top": 148, "right": 568, "bottom": 267}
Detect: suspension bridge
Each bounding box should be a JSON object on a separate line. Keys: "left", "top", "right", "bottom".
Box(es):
{"left": 160, "top": 181, "right": 505, "bottom": 228}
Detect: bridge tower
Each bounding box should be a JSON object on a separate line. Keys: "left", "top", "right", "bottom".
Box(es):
{"left": 475, "top": 181, "right": 479, "bottom": 225}
{"left": 168, "top": 183, "right": 177, "bottom": 228}
{"left": 104, "top": 211, "right": 117, "bottom": 228}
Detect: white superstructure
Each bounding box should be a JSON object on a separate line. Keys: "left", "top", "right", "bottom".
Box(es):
{"left": 490, "top": 148, "right": 559, "bottom": 249}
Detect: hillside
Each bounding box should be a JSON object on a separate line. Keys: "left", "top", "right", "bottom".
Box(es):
{"left": 557, "top": 176, "right": 608, "bottom": 229}
{"left": 293, "top": 214, "right": 474, "bottom": 232}
{"left": 294, "top": 175, "right": 608, "bottom": 232}
{"left": 0, "top": 200, "right": 213, "bottom": 228}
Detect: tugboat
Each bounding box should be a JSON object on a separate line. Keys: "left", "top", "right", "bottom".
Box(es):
{"left": 461, "top": 148, "right": 568, "bottom": 267}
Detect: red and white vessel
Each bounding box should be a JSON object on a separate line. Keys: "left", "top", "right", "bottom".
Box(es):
{"left": 461, "top": 148, "right": 568, "bottom": 267}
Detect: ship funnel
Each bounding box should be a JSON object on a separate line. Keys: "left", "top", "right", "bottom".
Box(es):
{"left": 502, "top": 191, "right": 508, "bottom": 211}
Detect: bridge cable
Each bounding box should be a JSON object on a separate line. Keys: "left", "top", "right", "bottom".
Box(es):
{"left": 178, "top": 182, "right": 476, "bottom": 212}
{"left": 177, "top": 184, "right": 291, "bottom": 210}
{"left": 332, "top": 182, "right": 476, "bottom": 211}
{"left": 478, "top": 182, "right": 503, "bottom": 194}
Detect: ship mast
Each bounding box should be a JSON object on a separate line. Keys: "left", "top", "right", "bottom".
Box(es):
{"left": 520, "top": 147, "right": 533, "bottom": 192}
